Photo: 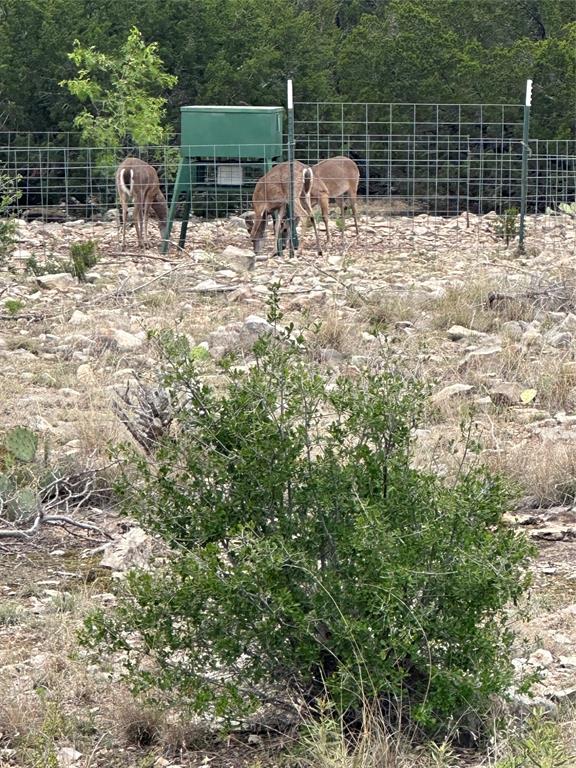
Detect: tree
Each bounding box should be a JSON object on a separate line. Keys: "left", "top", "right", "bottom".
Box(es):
{"left": 60, "top": 26, "right": 177, "bottom": 154}
{"left": 82, "top": 296, "right": 534, "bottom": 734}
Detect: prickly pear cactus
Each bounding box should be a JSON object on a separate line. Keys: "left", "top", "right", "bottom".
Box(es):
{"left": 11, "top": 487, "right": 38, "bottom": 519}
{"left": 0, "top": 472, "right": 11, "bottom": 497}
{"left": 559, "top": 202, "right": 576, "bottom": 218}
{"left": 4, "top": 427, "right": 38, "bottom": 463}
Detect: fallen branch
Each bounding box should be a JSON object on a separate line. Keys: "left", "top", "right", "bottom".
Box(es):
{"left": 0, "top": 506, "right": 111, "bottom": 540}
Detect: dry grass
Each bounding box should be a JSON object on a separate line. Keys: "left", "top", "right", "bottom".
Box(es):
{"left": 485, "top": 439, "right": 576, "bottom": 508}
{"left": 427, "top": 282, "right": 498, "bottom": 333}
{"left": 426, "top": 279, "right": 542, "bottom": 334}
{"left": 355, "top": 291, "right": 421, "bottom": 333}
{"left": 305, "top": 307, "right": 363, "bottom": 359}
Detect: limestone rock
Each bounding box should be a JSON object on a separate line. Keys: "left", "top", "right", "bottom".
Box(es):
{"left": 489, "top": 382, "right": 523, "bottom": 406}
{"left": 545, "top": 330, "right": 572, "bottom": 348}
{"left": 243, "top": 315, "right": 273, "bottom": 336}
{"left": 431, "top": 383, "right": 474, "bottom": 404}
{"left": 528, "top": 649, "right": 554, "bottom": 669}
{"left": 57, "top": 747, "right": 82, "bottom": 767}
{"left": 36, "top": 273, "right": 76, "bottom": 291}
{"left": 69, "top": 310, "right": 89, "bottom": 325}
{"left": 459, "top": 345, "right": 502, "bottom": 368}
{"left": 446, "top": 325, "right": 484, "bottom": 341}
{"left": 112, "top": 329, "right": 146, "bottom": 351}
{"left": 100, "top": 527, "right": 154, "bottom": 573}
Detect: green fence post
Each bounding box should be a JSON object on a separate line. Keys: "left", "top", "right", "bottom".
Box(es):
{"left": 518, "top": 79, "right": 533, "bottom": 253}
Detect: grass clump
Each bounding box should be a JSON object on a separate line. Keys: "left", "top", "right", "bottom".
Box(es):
{"left": 82, "top": 286, "right": 534, "bottom": 739}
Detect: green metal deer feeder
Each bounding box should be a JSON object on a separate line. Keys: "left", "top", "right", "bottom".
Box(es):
{"left": 162, "top": 105, "right": 284, "bottom": 253}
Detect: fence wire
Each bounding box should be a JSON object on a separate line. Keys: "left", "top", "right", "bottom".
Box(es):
{"left": 0, "top": 100, "right": 575, "bottom": 257}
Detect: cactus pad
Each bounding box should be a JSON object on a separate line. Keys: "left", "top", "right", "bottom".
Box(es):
{"left": 4, "top": 427, "right": 38, "bottom": 463}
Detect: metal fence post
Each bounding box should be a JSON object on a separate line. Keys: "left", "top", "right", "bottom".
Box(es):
{"left": 286, "top": 78, "right": 298, "bottom": 255}
{"left": 518, "top": 79, "right": 533, "bottom": 253}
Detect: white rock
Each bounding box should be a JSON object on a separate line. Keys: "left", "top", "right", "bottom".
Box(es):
{"left": 192, "top": 279, "right": 227, "bottom": 292}
{"left": 528, "top": 648, "right": 554, "bottom": 668}
{"left": 76, "top": 363, "right": 96, "bottom": 383}
{"left": 57, "top": 747, "right": 82, "bottom": 767}
{"left": 545, "top": 330, "right": 572, "bottom": 348}
{"left": 431, "top": 383, "right": 474, "bottom": 404}
{"left": 100, "top": 527, "right": 154, "bottom": 572}
{"left": 11, "top": 248, "right": 33, "bottom": 260}
{"left": 559, "top": 313, "right": 576, "bottom": 332}
{"left": 112, "top": 329, "right": 145, "bottom": 351}
{"left": 36, "top": 273, "right": 76, "bottom": 291}
{"left": 222, "top": 245, "right": 253, "bottom": 259}
{"left": 69, "top": 310, "right": 89, "bottom": 325}
{"left": 501, "top": 321, "right": 524, "bottom": 341}
{"left": 243, "top": 315, "right": 273, "bottom": 335}
{"left": 460, "top": 345, "right": 502, "bottom": 367}
{"left": 446, "top": 325, "right": 484, "bottom": 341}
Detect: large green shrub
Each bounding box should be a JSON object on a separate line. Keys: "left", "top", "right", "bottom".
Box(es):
{"left": 83, "top": 294, "right": 533, "bottom": 732}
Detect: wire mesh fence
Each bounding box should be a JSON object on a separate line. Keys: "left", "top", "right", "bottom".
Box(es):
{"left": 1, "top": 100, "right": 575, "bottom": 256}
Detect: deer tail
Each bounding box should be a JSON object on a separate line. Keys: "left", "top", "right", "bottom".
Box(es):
{"left": 118, "top": 168, "right": 134, "bottom": 199}
{"left": 302, "top": 167, "right": 313, "bottom": 214}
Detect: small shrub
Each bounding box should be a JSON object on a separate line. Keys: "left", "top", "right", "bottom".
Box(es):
{"left": 25, "top": 240, "right": 98, "bottom": 282}
{"left": 70, "top": 239, "right": 98, "bottom": 281}
{"left": 493, "top": 207, "right": 519, "bottom": 246}
{"left": 0, "top": 168, "right": 21, "bottom": 265}
{"left": 495, "top": 708, "right": 575, "bottom": 768}
{"left": 3, "top": 299, "right": 25, "bottom": 315}
{"left": 82, "top": 288, "right": 534, "bottom": 735}
{"left": 26, "top": 254, "right": 71, "bottom": 277}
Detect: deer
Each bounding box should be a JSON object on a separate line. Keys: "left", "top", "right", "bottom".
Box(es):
{"left": 244, "top": 160, "right": 323, "bottom": 257}
{"left": 308, "top": 156, "right": 360, "bottom": 244}
{"left": 115, "top": 157, "right": 168, "bottom": 250}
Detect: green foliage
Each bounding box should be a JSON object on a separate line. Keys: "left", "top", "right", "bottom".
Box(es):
{"left": 1, "top": 1, "right": 574, "bottom": 138}
{"left": 69, "top": 239, "right": 98, "bottom": 281}
{"left": 4, "top": 427, "right": 38, "bottom": 463}
{"left": 0, "top": 169, "right": 22, "bottom": 266}
{"left": 558, "top": 202, "right": 576, "bottom": 217}
{"left": 0, "top": 427, "right": 39, "bottom": 522}
{"left": 3, "top": 299, "right": 25, "bottom": 316}
{"left": 25, "top": 241, "right": 98, "bottom": 282}
{"left": 493, "top": 207, "right": 520, "bottom": 246}
{"left": 25, "top": 254, "right": 71, "bottom": 277}
{"left": 60, "top": 26, "right": 177, "bottom": 160}
{"left": 495, "top": 708, "right": 575, "bottom": 768}
{"left": 82, "top": 290, "right": 534, "bottom": 734}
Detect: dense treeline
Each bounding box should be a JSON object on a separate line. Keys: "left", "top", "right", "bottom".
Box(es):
{"left": 0, "top": 0, "right": 574, "bottom": 139}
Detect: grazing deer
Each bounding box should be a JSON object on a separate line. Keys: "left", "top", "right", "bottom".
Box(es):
{"left": 244, "top": 160, "right": 322, "bottom": 257}
{"left": 115, "top": 157, "right": 168, "bottom": 250}
{"left": 309, "top": 156, "right": 360, "bottom": 243}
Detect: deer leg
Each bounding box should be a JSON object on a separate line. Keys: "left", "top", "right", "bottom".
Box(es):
{"left": 142, "top": 200, "right": 150, "bottom": 249}
{"left": 119, "top": 194, "right": 129, "bottom": 251}
{"left": 143, "top": 189, "right": 156, "bottom": 248}
{"left": 339, "top": 196, "right": 346, "bottom": 241}
{"left": 302, "top": 198, "right": 322, "bottom": 256}
{"left": 350, "top": 192, "right": 360, "bottom": 236}
{"left": 274, "top": 204, "right": 286, "bottom": 257}
{"left": 320, "top": 193, "right": 331, "bottom": 245}
{"left": 134, "top": 201, "right": 144, "bottom": 249}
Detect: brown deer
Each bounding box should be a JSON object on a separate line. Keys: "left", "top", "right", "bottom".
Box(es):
{"left": 115, "top": 157, "right": 168, "bottom": 250}
{"left": 244, "top": 160, "right": 322, "bottom": 257}
{"left": 309, "top": 156, "right": 360, "bottom": 243}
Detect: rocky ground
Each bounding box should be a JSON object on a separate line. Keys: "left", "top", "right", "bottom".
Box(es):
{"left": 1, "top": 207, "right": 576, "bottom": 766}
